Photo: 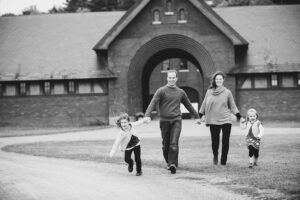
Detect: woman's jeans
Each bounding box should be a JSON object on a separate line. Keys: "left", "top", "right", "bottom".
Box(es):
{"left": 160, "top": 120, "right": 182, "bottom": 167}
{"left": 209, "top": 123, "right": 232, "bottom": 165}
{"left": 124, "top": 145, "right": 142, "bottom": 173}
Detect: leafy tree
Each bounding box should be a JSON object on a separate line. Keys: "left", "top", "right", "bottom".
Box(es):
{"left": 63, "top": 0, "right": 137, "bottom": 12}
{"left": 49, "top": 6, "right": 65, "bottom": 14}
{"left": 64, "top": 0, "right": 89, "bottom": 12}
{"left": 22, "top": 5, "right": 40, "bottom": 15}
{"left": 1, "top": 13, "right": 16, "bottom": 17}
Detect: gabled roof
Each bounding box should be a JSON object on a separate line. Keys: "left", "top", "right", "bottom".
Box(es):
{"left": 0, "top": 12, "right": 123, "bottom": 81}
{"left": 216, "top": 5, "right": 300, "bottom": 72}
{"left": 93, "top": 0, "right": 248, "bottom": 50}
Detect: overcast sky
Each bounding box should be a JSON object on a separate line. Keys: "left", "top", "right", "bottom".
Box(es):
{"left": 0, "top": 0, "right": 66, "bottom": 15}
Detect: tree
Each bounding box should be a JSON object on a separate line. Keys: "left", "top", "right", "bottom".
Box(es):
{"left": 22, "top": 5, "right": 40, "bottom": 15}
{"left": 64, "top": 0, "right": 89, "bottom": 12}
{"left": 49, "top": 6, "right": 65, "bottom": 14}
{"left": 63, "top": 0, "right": 137, "bottom": 12}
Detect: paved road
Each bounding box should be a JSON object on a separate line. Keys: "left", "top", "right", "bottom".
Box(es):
{"left": 1, "top": 120, "right": 298, "bottom": 200}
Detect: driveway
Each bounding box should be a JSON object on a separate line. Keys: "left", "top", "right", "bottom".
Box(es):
{"left": 2, "top": 120, "right": 296, "bottom": 200}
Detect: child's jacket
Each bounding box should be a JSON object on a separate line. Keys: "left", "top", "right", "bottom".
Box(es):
{"left": 109, "top": 120, "right": 144, "bottom": 157}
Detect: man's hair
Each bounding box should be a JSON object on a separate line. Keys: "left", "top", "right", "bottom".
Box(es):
{"left": 167, "top": 69, "right": 178, "bottom": 77}
{"left": 115, "top": 113, "right": 130, "bottom": 129}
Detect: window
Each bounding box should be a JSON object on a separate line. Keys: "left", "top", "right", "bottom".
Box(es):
{"left": 165, "top": 0, "right": 174, "bottom": 15}
{"left": 298, "top": 73, "right": 300, "bottom": 86}
{"left": 162, "top": 60, "right": 170, "bottom": 71}
{"left": 238, "top": 76, "right": 252, "bottom": 89}
{"left": 68, "top": 81, "right": 75, "bottom": 94}
{"left": 53, "top": 82, "right": 66, "bottom": 94}
{"left": 254, "top": 76, "right": 268, "bottom": 88}
{"left": 179, "top": 59, "right": 188, "bottom": 71}
{"left": 44, "top": 82, "right": 51, "bottom": 95}
{"left": 29, "top": 82, "right": 41, "bottom": 95}
{"left": 152, "top": 9, "right": 161, "bottom": 24}
{"left": 78, "top": 82, "right": 91, "bottom": 94}
{"left": 94, "top": 82, "right": 107, "bottom": 94}
{"left": 281, "top": 74, "right": 295, "bottom": 88}
{"left": 178, "top": 8, "right": 187, "bottom": 23}
{"left": 20, "top": 82, "right": 27, "bottom": 96}
{"left": 271, "top": 74, "right": 278, "bottom": 87}
{"left": 4, "top": 84, "right": 16, "bottom": 96}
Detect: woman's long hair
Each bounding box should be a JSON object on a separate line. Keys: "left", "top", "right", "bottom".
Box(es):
{"left": 209, "top": 71, "right": 225, "bottom": 89}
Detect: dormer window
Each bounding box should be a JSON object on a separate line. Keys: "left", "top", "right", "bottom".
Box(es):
{"left": 178, "top": 8, "right": 187, "bottom": 23}
{"left": 165, "top": 0, "right": 174, "bottom": 15}
{"left": 152, "top": 9, "right": 162, "bottom": 24}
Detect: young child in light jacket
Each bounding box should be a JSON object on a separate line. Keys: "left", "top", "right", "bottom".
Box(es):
{"left": 240, "top": 108, "right": 264, "bottom": 168}
{"left": 109, "top": 113, "right": 147, "bottom": 176}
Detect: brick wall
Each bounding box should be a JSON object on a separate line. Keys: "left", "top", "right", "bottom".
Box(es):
{"left": 0, "top": 95, "right": 108, "bottom": 127}
{"left": 237, "top": 89, "right": 300, "bottom": 121}
{"left": 107, "top": 0, "right": 235, "bottom": 116}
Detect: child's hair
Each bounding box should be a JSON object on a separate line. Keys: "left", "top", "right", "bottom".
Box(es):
{"left": 116, "top": 113, "right": 130, "bottom": 129}
{"left": 246, "top": 108, "right": 259, "bottom": 121}
{"left": 209, "top": 71, "right": 225, "bottom": 89}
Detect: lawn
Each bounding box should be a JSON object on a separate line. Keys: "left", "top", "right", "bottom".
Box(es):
{"left": 2, "top": 133, "right": 300, "bottom": 199}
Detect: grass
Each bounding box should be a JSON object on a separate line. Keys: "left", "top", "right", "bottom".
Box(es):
{"left": 2, "top": 134, "right": 300, "bottom": 199}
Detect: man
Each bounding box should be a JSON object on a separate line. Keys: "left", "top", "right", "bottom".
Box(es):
{"left": 144, "top": 70, "right": 201, "bottom": 174}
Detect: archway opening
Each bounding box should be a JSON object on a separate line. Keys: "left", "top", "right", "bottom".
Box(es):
{"left": 142, "top": 48, "right": 204, "bottom": 112}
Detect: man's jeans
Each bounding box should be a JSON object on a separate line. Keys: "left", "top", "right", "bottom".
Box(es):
{"left": 160, "top": 120, "right": 182, "bottom": 167}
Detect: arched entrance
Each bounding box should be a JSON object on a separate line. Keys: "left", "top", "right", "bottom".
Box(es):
{"left": 142, "top": 48, "right": 203, "bottom": 111}
{"left": 127, "top": 34, "right": 215, "bottom": 116}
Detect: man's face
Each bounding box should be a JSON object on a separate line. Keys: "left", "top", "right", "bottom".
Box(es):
{"left": 167, "top": 72, "right": 177, "bottom": 86}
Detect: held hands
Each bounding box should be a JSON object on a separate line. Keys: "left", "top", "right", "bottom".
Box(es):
{"left": 240, "top": 117, "right": 246, "bottom": 123}
{"left": 144, "top": 117, "right": 151, "bottom": 124}
{"left": 196, "top": 118, "right": 201, "bottom": 125}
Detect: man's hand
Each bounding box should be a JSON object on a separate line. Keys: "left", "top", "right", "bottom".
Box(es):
{"left": 196, "top": 119, "right": 201, "bottom": 125}
{"left": 144, "top": 117, "right": 151, "bottom": 124}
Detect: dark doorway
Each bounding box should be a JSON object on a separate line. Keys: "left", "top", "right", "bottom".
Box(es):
{"left": 142, "top": 48, "right": 203, "bottom": 112}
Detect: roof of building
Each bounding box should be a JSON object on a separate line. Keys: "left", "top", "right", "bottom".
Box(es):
{"left": 0, "top": 5, "right": 299, "bottom": 81}
{"left": 229, "top": 63, "right": 300, "bottom": 74}
{"left": 215, "top": 5, "right": 300, "bottom": 73}
{"left": 93, "top": 0, "right": 248, "bottom": 50}
{"left": 0, "top": 12, "right": 123, "bottom": 81}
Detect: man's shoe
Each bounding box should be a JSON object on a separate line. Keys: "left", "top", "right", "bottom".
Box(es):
{"left": 136, "top": 172, "right": 142, "bottom": 176}
{"left": 128, "top": 163, "right": 133, "bottom": 173}
{"left": 170, "top": 164, "right": 176, "bottom": 174}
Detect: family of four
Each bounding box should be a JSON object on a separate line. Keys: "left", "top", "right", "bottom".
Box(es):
{"left": 109, "top": 70, "right": 264, "bottom": 176}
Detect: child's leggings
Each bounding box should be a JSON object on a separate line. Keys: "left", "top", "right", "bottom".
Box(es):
{"left": 248, "top": 145, "right": 259, "bottom": 158}
{"left": 124, "top": 145, "right": 141, "bottom": 173}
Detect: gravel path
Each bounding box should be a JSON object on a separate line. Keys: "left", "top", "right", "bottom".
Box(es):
{"left": 2, "top": 120, "right": 297, "bottom": 200}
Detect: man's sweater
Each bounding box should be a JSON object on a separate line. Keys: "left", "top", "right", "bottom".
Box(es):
{"left": 145, "top": 85, "right": 199, "bottom": 121}
{"left": 199, "top": 86, "right": 239, "bottom": 125}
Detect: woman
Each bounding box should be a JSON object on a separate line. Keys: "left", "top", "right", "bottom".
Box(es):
{"left": 199, "top": 71, "right": 243, "bottom": 165}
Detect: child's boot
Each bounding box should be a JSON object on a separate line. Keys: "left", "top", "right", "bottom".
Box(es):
{"left": 248, "top": 157, "right": 254, "bottom": 168}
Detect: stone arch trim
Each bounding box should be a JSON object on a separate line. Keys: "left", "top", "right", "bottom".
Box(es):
{"left": 128, "top": 34, "right": 215, "bottom": 114}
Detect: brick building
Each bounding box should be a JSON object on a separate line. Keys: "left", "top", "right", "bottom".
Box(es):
{"left": 0, "top": 0, "right": 299, "bottom": 127}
